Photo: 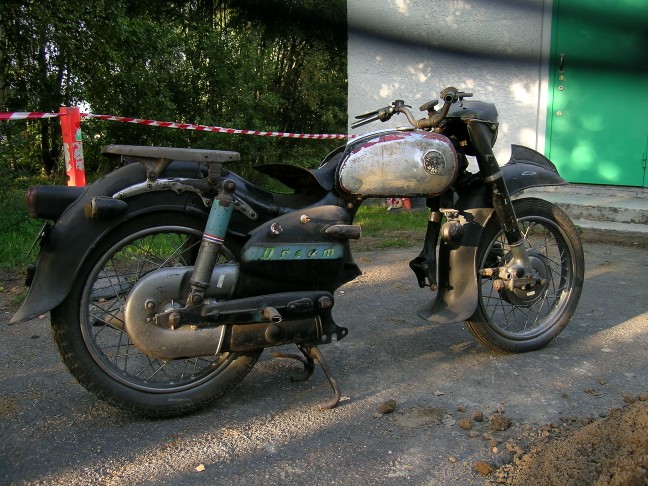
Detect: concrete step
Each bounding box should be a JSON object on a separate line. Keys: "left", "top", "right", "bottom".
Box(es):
{"left": 571, "top": 219, "right": 648, "bottom": 245}
{"left": 520, "top": 184, "right": 648, "bottom": 245}
{"left": 370, "top": 184, "right": 648, "bottom": 244}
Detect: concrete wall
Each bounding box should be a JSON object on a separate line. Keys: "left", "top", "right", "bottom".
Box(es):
{"left": 348, "top": 0, "right": 552, "bottom": 166}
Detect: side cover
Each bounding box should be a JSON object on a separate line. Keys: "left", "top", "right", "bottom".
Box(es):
{"left": 240, "top": 205, "right": 358, "bottom": 287}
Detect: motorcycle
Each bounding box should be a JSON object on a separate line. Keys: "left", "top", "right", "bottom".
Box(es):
{"left": 12, "top": 87, "right": 584, "bottom": 417}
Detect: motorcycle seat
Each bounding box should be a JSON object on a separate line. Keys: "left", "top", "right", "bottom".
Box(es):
{"left": 254, "top": 152, "right": 341, "bottom": 194}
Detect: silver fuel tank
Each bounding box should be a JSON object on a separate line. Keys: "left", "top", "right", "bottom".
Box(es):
{"left": 338, "top": 129, "right": 458, "bottom": 197}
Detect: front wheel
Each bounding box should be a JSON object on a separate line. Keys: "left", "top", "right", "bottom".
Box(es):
{"left": 51, "top": 212, "right": 261, "bottom": 417}
{"left": 465, "top": 198, "right": 584, "bottom": 353}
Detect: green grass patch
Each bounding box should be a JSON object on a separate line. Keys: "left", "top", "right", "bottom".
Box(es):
{"left": 353, "top": 205, "right": 428, "bottom": 235}
{"left": 351, "top": 205, "right": 428, "bottom": 250}
{"left": 0, "top": 220, "right": 42, "bottom": 271}
{"left": 0, "top": 185, "right": 42, "bottom": 272}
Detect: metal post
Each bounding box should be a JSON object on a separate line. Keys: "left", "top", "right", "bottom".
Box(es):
{"left": 59, "top": 107, "right": 86, "bottom": 186}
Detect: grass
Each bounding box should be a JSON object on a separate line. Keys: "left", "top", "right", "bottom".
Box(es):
{"left": 353, "top": 204, "right": 428, "bottom": 233}
{"left": 351, "top": 204, "right": 428, "bottom": 250}
{"left": 0, "top": 183, "right": 43, "bottom": 309}
{"left": 0, "top": 188, "right": 42, "bottom": 273}
{"left": 1, "top": 219, "right": 42, "bottom": 269}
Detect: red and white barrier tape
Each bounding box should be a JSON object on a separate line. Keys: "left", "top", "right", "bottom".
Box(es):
{"left": 0, "top": 112, "right": 62, "bottom": 121}
{"left": 0, "top": 111, "right": 354, "bottom": 139}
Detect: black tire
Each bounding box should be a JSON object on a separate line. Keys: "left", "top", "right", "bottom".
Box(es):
{"left": 50, "top": 212, "right": 261, "bottom": 417}
{"left": 465, "top": 198, "right": 584, "bottom": 352}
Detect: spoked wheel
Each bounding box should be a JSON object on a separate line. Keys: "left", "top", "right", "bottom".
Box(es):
{"left": 51, "top": 212, "right": 260, "bottom": 417}
{"left": 465, "top": 198, "right": 584, "bottom": 352}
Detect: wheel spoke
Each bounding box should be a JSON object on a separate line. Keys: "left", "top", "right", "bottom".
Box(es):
{"left": 80, "top": 224, "right": 236, "bottom": 391}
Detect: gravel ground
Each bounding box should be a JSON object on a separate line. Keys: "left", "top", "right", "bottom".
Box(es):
{"left": 0, "top": 241, "right": 646, "bottom": 485}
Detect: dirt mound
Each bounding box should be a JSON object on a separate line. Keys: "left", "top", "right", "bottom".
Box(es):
{"left": 493, "top": 397, "right": 648, "bottom": 485}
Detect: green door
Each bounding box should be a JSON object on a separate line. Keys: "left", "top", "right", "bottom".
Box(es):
{"left": 546, "top": 0, "right": 648, "bottom": 187}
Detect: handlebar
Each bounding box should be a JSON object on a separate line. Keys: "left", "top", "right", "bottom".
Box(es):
{"left": 351, "top": 86, "right": 473, "bottom": 130}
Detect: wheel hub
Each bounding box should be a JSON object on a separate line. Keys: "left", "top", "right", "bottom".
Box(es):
{"left": 503, "top": 252, "right": 550, "bottom": 306}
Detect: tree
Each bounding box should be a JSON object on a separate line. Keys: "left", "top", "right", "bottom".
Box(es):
{"left": 0, "top": 0, "right": 347, "bottom": 181}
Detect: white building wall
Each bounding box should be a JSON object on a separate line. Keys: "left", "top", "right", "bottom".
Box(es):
{"left": 348, "top": 0, "right": 552, "bottom": 166}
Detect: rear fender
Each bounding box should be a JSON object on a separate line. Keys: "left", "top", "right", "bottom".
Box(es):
{"left": 11, "top": 162, "right": 210, "bottom": 324}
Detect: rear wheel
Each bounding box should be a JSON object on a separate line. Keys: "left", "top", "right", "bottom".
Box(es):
{"left": 465, "top": 198, "right": 584, "bottom": 352}
{"left": 51, "top": 212, "right": 260, "bottom": 417}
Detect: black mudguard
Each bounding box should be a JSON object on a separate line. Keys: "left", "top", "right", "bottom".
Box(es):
{"left": 11, "top": 162, "right": 211, "bottom": 324}
{"left": 418, "top": 144, "right": 567, "bottom": 324}
{"left": 417, "top": 205, "right": 493, "bottom": 324}
{"left": 501, "top": 144, "right": 567, "bottom": 195}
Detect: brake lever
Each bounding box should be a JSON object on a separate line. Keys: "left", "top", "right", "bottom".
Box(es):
{"left": 351, "top": 114, "right": 381, "bottom": 129}
{"left": 352, "top": 104, "right": 398, "bottom": 129}
{"left": 354, "top": 110, "right": 379, "bottom": 120}
{"left": 391, "top": 99, "right": 410, "bottom": 110}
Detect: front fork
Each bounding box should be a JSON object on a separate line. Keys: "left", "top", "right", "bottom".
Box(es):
{"left": 484, "top": 166, "right": 538, "bottom": 287}
{"left": 469, "top": 121, "right": 537, "bottom": 289}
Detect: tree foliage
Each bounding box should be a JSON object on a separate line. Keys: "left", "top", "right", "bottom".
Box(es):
{"left": 0, "top": 0, "right": 348, "bottom": 182}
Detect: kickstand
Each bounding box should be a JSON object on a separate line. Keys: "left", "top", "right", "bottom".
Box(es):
{"left": 303, "top": 345, "right": 341, "bottom": 410}
{"left": 272, "top": 344, "right": 342, "bottom": 410}
{"left": 271, "top": 348, "right": 315, "bottom": 382}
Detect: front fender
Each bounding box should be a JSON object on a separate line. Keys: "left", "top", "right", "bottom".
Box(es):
{"left": 502, "top": 144, "right": 567, "bottom": 195}
{"left": 11, "top": 162, "right": 210, "bottom": 324}
{"left": 417, "top": 206, "right": 494, "bottom": 324}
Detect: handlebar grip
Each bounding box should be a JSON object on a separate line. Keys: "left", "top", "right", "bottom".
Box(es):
{"left": 440, "top": 87, "right": 474, "bottom": 104}
{"left": 351, "top": 105, "right": 397, "bottom": 129}
{"left": 354, "top": 110, "right": 378, "bottom": 120}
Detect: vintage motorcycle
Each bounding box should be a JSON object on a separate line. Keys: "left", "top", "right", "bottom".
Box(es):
{"left": 12, "top": 87, "right": 584, "bottom": 416}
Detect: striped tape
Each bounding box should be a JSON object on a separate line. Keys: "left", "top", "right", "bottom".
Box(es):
{"left": 0, "top": 111, "right": 354, "bottom": 139}
{"left": 0, "top": 112, "right": 62, "bottom": 121}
